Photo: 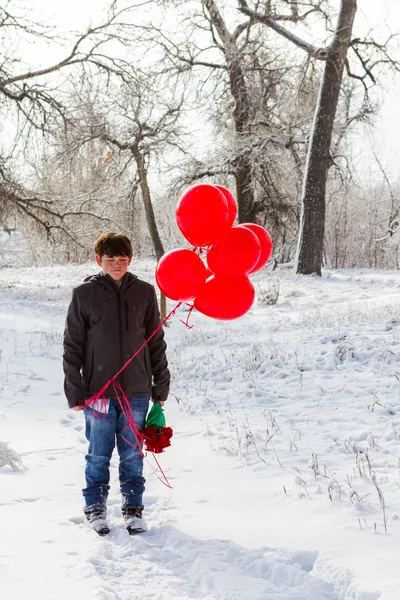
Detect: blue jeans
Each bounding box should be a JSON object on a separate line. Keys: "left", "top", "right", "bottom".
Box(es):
{"left": 83, "top": 397, "right": 149, "bottom": 511}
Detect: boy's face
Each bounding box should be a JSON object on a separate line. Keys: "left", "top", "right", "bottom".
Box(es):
{"left": 96, "top": 254, "right": 132, "bottom": 282}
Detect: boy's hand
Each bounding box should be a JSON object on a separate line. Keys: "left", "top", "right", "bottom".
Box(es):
{"left": 153, "top": 400, "right": 165, "bottom": 407}
{"left": 72, "top": 405, "right": 84, "bottom": 411}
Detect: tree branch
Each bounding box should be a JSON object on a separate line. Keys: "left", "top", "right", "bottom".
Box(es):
{"left": 237, "top": 0, "right": 329, "bottom": 59}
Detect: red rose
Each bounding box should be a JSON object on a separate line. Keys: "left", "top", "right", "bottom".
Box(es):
{"left": 143, "top": 425, "right": 173, "bottom": 453}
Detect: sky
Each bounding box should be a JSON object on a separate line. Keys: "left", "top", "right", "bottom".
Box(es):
{"left": 9, "top": 0, "right": 400, "bottom": 181}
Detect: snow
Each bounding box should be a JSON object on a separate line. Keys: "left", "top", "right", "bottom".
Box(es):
{"left": 1, "top": 262, "right": 400, "bottom": 599}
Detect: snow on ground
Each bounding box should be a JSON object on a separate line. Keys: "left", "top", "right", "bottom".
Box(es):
{"left": 1, "top": 261, "right": 400, "bottom": 599}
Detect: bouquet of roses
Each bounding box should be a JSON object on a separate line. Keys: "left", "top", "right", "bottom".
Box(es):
{"left": 142, "top": 403, "right": 173, "bottom": 454}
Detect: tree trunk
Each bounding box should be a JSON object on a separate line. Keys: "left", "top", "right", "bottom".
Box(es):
{"left": 296, "top": 0, "right": 357, "bottom": 275}
{"left": 228, "top": 51, "right": 256, "bottom": 223}
{"left": 202, "top": 0, "right": 257, "bottom": 223}
{"left": 133, "top": 149, "right": 167, "bottom": 320}
{"left": 229, "top": 57, "right": 257, "bottom": 223}
{"left": 236, "top": 153, "right": 256, "bottom": 222}
{"left": 133, "top": 149, "right": 164, "bottom": 261}
{"left": 160, "top": 291, "right": 167, "bottom": 322}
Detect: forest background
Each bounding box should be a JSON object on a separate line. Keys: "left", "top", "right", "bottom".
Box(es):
{"left": 1, "top": 0, "right": 400, "bottom": 273}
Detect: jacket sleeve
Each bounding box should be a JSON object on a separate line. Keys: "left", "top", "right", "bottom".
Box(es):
{"left": 63, "top": 289, "right": 87, "bottom": 408}
{"left": 146, "top": 287, "right": 170, "bottom": 402}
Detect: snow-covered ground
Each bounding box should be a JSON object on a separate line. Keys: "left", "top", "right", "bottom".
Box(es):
{"left": 1, "top": 261, "right": 400, "bottom": 599}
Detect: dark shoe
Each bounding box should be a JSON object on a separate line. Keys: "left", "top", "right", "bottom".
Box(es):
{"left": 122, "top": 507, "right": 147, "bottom": 535}
{"left": 85, "top": 508, "right": 110, "bottom": 536}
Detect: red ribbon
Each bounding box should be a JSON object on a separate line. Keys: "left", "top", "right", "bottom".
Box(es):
{"left": 83, "top": 300, "right": 192, "bottom": 488}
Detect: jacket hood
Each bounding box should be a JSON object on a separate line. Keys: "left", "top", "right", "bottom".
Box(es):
{"left": 83, "top": 272, "right": 138, "bottom": 285}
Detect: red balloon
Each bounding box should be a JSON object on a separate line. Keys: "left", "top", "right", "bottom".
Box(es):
{"left": 207, "top": 225, "right": 261, "bottom": 276}
{"left": 194, "top": 275, "right": 255, "bottom": 320}
{"left": 156, "top": 249, "right": 206, "bottom": 301}
{"left": 242, "top": 223, "right": 273, "bottom": 274}
{"left": 176, "top": 184, "right": 229, "bottom": 247}
{"left": 215, "top": 185, "right": 237, "bottom": 227}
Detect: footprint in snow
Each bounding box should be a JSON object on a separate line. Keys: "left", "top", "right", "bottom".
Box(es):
{"left": 81, "top": 526, "right": 378, "bottom": 600}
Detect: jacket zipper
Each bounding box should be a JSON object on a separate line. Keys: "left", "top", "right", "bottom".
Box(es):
{"left": 125, "top": 302, "right": 129, "bottom": 332}
{"left": 116, "top": 286, "right": 125, "bottom": 392}
{"left": 88, "top": 350, "right": 94, "bottom": 386}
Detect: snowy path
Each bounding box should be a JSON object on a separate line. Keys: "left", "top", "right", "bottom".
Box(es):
{"left": 1, "top": 364, "right": 349, "bottom": 600}
{"left": 3, "top": 263, "right": 400, "bottom": 599}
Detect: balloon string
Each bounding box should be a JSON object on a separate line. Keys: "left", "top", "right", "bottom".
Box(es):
{"left": 113, "top": 382, "right": 144, "bottom": 457}
{"left": 83, "top": 299, "right": 192, "bottom": 489}
{"left": 168, "top": 392, "right": 181, "bottom": 404}
{"left": 83, "top": 301, "right": 184, "bottom": 409}
{"left": 110, "top": 301, "right": 183, "bottom": 384}
{"left": 113, "top": 381, "right": 173, "bottom": 489}
{"left": 179, "top": 304, "right": 194, "bottom": 329}
{"left": 193, "top": 245, "right": 212, "bottom": 256}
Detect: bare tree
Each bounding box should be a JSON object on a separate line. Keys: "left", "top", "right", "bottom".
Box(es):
{"left": 239, "top": 0, "right": 400, "bottom": 274}
{"left": 156, "top": 0, "right": 304, "bottom": 226}
{"left": 59, "top": 74, "right": 185, "bottom": 316}
{"left": 95, "top": 86, "right": 184, "bottom": 260}
{"left": 35, "top": 120, "right": 131, "bottom": 262}
{"left": 239, "top": 0, "right": 357, "bottom": 274}
{"left": 0, "top": 1, "right": 148, "bottom": 237}
{"left": 200, "top": 0, "right": 256, "bottom": 222}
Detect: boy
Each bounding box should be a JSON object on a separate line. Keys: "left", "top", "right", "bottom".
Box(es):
{"left": 63, "top": 232, "right": 170, "bottom": 535}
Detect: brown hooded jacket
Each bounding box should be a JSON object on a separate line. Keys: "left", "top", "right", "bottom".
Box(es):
{"left": 63, "top": 272, "right": 169, "bottom": 408}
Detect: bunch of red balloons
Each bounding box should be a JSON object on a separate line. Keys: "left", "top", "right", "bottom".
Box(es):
{"left": 155, "top": 184, "right": 272, "bottom": 320}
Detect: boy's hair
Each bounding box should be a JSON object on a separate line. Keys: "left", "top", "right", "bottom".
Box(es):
{"left": 95, "top": 232, "right": 133, "bottom": 259}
